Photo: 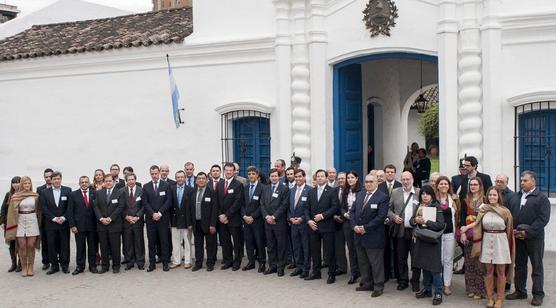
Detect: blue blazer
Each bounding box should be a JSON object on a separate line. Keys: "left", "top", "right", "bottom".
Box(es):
{"left": 288, "top": 185, "right": 312, "bottom": 219}
{"left": 349, "top": 189, "right": 389, "bottom": 249}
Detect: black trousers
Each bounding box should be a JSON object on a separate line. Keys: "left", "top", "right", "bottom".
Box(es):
{"left": 384, "top": 225, "right": 398, "bottom": 280}
{"left": 395, "top": 228, "right": 421, "bottom": 286}
{"left": 74, "top": 230, "right": 97, "bottom": 270}
{"left": 335, "top": 224, "right": 348, "bottom": 272}
{"left": 155, "top": 228, "right": 173, "bottom": 263}
{"left": 291, "top": 223, "right": 310, "bottom": 273}
{"left": 309, "top": 229, "right": 335, "bottom": 275}
{"left": 194, "top": 221, "right": 217, "bottom": 267}
{"left": 46, "top": 228, "right": 70, "bottom": 268}
{"left": 342, "top": 221, "right": 359, "bottom": 276}
{"left": 515, "top": 238, "right": 545, "bottom": 297}
{"left": 146, "top": 220, "right": 169, "bottom": 266}
{"left": 124, "top": 223, "right": 145, "bottom": 267}
{"left": 98, "top": 230, "right": 121, "bottom": 270}
{"left": 40, "top": 218, "right": 49, "bottom": 265}
{"left": 265, "top": 223, "right": 288, "bottom": 270}
{"left": 243, "top": 219, "right": 266, "bottom": 264}
{"left": 218, "top": 222, "right": 243, "bottom": 267}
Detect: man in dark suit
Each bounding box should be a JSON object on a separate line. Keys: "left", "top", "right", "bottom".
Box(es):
{"left": 189, "top": 172, "right": 218, "bottom": 272}
{"left": 160, "top": 164, "right": 177, "bottom": 187}
{"left": 216, "top": 162, "right": 245, "bottom": 271}
{"left": 495, "top": 174, "right": 514, "bottom": 208}
{"left": 378, "top": 164, "right": 402, "bottom": 196}
{"left": 121, "top": 172, "right": 145, "bottom": 271}
{"left": 459, "top": 156, "right": 493, "bottom": 226}
{"left": 451, "top": 159, "right": 467, "bottom": 195}
{"left": 110, "top": 164, "right": 126, "bottom": 189}
{"left": 349, "top": 174, "right": 389, "bottom": 297}
{"left": 40, "top": 171, "right": 72, "bottom": 275}
{"left": 241, "top": 166, "right": 266, "bottom": 272}
{"left": 169, "top": 170, "right": 193, "bottom": 269}
{"left": 506, "top": 171, "right": 551, "bottom": 306}
{"left": 289, "top": 168, "right": 312, "bottom": 278}
{"left": 261, "top": 168, "right": 289, "bottom": 276}
{"left": 68, "top": 176, "right": 97, "bottom": 275}
{"left": 184, "top": 162, "right": 197, "bottom": 188}
{"left": 93, "top": 174, "right": 124, "bottom": 274}
{"left": 37, "top": 168, "right": 53, "bottom": 271}
{"left": 304, "top": 169, "right": 340, "bottom": 284}
{"left": 143, "top": 165, "right": 172, "bottom": 272}
{"left": 209, "top": 164, "right": 224, "bottom": 191}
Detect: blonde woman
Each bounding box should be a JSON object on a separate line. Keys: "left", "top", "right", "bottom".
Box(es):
{"left": 92, "top": 169, "right": 105, "bottom": 191}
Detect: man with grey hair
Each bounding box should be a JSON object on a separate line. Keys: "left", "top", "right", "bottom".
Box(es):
{"left": 233, "top": 162, "right": 247, "bottom": 185}
{"left": 375, "top": 170, "right": 385, "bottom": 184}
{"left": 506, "top": 171, "right": 551, "bottom": 306}
{"left": 184, "top": 162, "right": 196, "bottom": 188}
{"left": 495, "top": 174, "right": 514, "bottom": 208}
{"left": 327, "top": 167, "right": 338, "bottom": 187}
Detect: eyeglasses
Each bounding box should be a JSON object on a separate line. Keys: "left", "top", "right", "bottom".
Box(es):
{"left": 364, "top": 180, "right": 376, "bottom": 183}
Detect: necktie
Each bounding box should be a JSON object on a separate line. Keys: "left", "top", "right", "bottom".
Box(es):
{"left": 363, "top": 192, "right": 372, "bottom": 205}
{"left": 106, "top": 189, "right": 111, "bottom": 202}
{"left": 388, "top": 183, "right": 393, "bottom": 195}
{"left": 83, "top": 190, "right": 89, "bottom": 208}
{"left": 188, "top": 178, "right": 192, "bottom": 187}
{"left": 129, "top": 188, "right": 134, "bottom": 203}
{"left": 272, "top": 185, "right": 276, "bottom": 194}
{"left": 213, "top": 180, "right": 218, "bottom": 191}
{"left": 318, "top": 187, "right": 323, "bottom": 201}
{"left": 249, "top": 184, "right": 254, "bottom": 200}
{"left": 224, "top": 181, "right": 229, "bottom": 194}
{"left": 154, "top": 182, "right": 158, "bottom": 192}
{"left": 197, "top": 189, "right": 202, "bottom": 204}
{"left": 295, "top": 187, "right": 302, "bottom": 207}
{"left": 178, "top": 186, "right": 184, "bottom": 208}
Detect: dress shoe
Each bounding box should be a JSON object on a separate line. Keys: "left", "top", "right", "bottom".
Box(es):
{"left": 162, "top": 264, "right": 170, "bottom": 272}
{"left": 264, "top": 267, "right": 277, "bottom": 275}
{"left": 326, "top": 275, "right": 336, "bottom": 284}
{"left": 412, "top": 283, "right": 421, "bottom": 292}
{"left": 113, "top": 268, "right": 120, "bottom": 274}
{"left": 207, "top": 266, "right": 214, "bottom": 272}
{"left": 169, "top": 262, "right": 180, "bottom": 269}
{"left": 356, "top": 285, "right": 372, "bottom": 291}
{"left": 432, "top": 293, "right": 443, "bottom": 305}
{"left": 304, "top": 272, "right": 322, "bottom": 280}
{"left": 443, "top": 286, "right": 452, "bottom": 296}
{"left": 137, "top": 265, "right": 144, "bottom": 271}
{"left": 299, "top": 272, "right": 308, "bottom": 279}
{"left": 242, "top": 262, "right": 255, "bottom": 271}
{"left": 505, "top": 292, "right": 527, "bottom": 300}
{"left": 531, "top": 296, "right": 543, "bottom": 306}
{"left": 8, "top": 264, "right": 17, "bottom": 272}
{"left": 221, "top": 264, "right": 232, "bottom": 270}
{"left": 348, "top": 275, "right": 360, "bottom": 285}
{"left": 121, "top": 260, "right": 128, "bottom": 264}
{"left": 98, "top": 268, "right": 109, "bottom": 274}
{"left": 184, "top": 263, "right": 193, "bottom": 269}
{"left": 258, "top": 264, "right": 266, "bottom": 273}
{"left": 397, "top": 284, "right": 409, "bottom": 291}
{"left": 290, "top": 269, "right": 302, "bottom": 277}
{"left": 286, "top": 263, "right": 296, "bottom": 269}
{"left": 46, "top": 268, "right": 59, "bottom": 275}
{"left": 192, "top": 265, "right": 202, "bottom": 272}
{"left": 62, "top": 267, "right": 69, "bottom": 274}
{"left": 147, "top": 266, "right": 156, "bottom": 272}
{"left": 371, "top": 290, "right": 383, "bottom": 298}
{"left": 15, "top": 263, "right": 22, "bottom": 272}
{"left": 453, "top": 267, "right": 465, "bottom": 274}
{"left": 72, "top": 268, "right": 84, "bottom": 275}
{"left": 125, "top": 264, "right": 134, "bottom": 271}
{"left": 42, "top": 264, "right": 50, "bottom": 271}
{"left": 277, "top": 269, "right": 285, "bottom": 277}
{"left": 416, "top": 289, "right": 433, "bottom": 298}
{"left": 89, "top": 267, "right": 98, "bottom": 274}
{"left": 334, "top": 269, "right": 347, "bottom": 276}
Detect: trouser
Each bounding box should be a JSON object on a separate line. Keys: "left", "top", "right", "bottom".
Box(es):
{"left": 193, "top": 221, "right": 217, "bottom": 267}
{"left": 243, "top": 219, "right": 266, "bottom": 265}
{"left": 342, "top": 222, "right": 359, "bottom": 276}
{"left": 384, "top": 225, "right": 397, "bottom": 279}
{"left": 75, "top": 230, "right": 97, "bottom": 270}
{"left": 441, "top": 232, "right": 455, "bottom": 287}
{"left": 309, "top": 229, "right": 335, "bottom": 275}
{"left": 265, "top": 223, "right": 288, "bottom": 270}
{"left": 40, "top": 219, "right": 49, "bottom": 265}
{"left": 356, "top": 246, "right": 385, "bottom": 291}
{"left": 395, "top": 228, "right": 421, "bottom": 286}
{"left": 291, "top": 223, "right": 310, "bottom": 273}
{"left": 146, "top": 220, "right": 169, "bottom": 266}
{"left": 124, "top": 224, "right": 145, "bottom": 267}
{"left": 218, "top": 222, "right": 243, "bottom": 267}
{"left": 515, "top": 238, "right": 545, "bottom": 297}
{"left": 423, "top": 270, "right": 443, "bottom": 295}
{"left": 98, "top": 230, "right": 121, "bottom": 270}
{"left": 335, "top": 224, "right": 347, "bottom": 272}
{"left": 46, "top": 228, "right": 70, "bottom": 269}
{"left": 155, "top": 228, "right": 173, "bottom": 263}
{"left": 171, "top": 227, "right": 193, "bottom": 265}
{"left": 9, "top": 240, "right": 17, "bottom": 265}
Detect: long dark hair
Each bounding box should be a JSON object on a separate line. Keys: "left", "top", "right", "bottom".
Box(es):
{"left": 419, "top": 185, "right": 437, "bottom": 205}
{"left": 9, "top": 176, "right": 21, "bottom": 195}
{"left": 346, "top": 170, "right": 361, "bottom": 192}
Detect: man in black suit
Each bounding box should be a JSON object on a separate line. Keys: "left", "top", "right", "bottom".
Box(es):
{"left": 261, "top": 168, "right": 289, "bottom": 276}
{"left": 40, "top": 171, "right": 72, "bottom": 275}
{"left": 110, "top": 164, "right": 126, "bottom": 189}
{"left": 123, "top": 166, "right": 142, "bottom": 187}
{"left": 37, "top": 168, "right": 53, "bottom": 271}
{"left": 305, "top": 169, "right": 340, "bottom": 284}
{"left": 189, "top": 172, "right": 218, "bottom": 272}
{"left": 378, "top": 164, "right": 402, "bottom": 196}
{"left": 451, "top": 159, "right": 468, "bottom": 195}
{"left": 143, "top": 165, "right": 172, "bottom": 272}
{"left": 93, "top": 174, "right": 124, "bottom": 274}
{"left": 160, "top": 164, "right": 177, "bottom": 187}
{"left": 68, "top": 176, "right": 97, "bottom": 275}
{"left": 184, "top": 162, "right": 196, "bottom": 188}
{"left": 121, "top": 172, "right": 145, "bottom": 271}
{"left": 169, "top": 170, "right": 193, "bottom": 269}
{"left": 209, "top": 164, "right": 224, "bottom": 191}
{"left": 289, "top": 168, "right": 312, "bottom": 278}
{"left": 216, "top": 162, "right": 245, "bottom": 271}
{"left": 241, "top": 166, "right": 266, "bottom": 272}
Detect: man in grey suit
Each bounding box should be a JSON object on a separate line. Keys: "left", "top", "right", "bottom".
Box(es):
{"left": 387, "top": 171, "right": 421, "bottom": 291}
{"left": 121, "top": 173, "right": 145, "bottom": 271}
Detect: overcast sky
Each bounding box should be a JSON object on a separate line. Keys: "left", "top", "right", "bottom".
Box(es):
{"left": 4, "top": 0, "right": 152, "bottom": 15}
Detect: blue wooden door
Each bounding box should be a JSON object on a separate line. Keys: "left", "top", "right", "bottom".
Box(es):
{"left": 233, "top": 117, "right": 271, "bottom": 177}
{"left": 334, "top": 64, "right": 363, "bottom": 175}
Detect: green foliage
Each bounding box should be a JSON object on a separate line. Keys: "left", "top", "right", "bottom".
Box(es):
{"left": 419, "top": 104, "right": 439, "bottom": 140}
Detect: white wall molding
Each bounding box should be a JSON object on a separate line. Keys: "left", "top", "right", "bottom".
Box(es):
{"left": 507, "top": 89, "right": 556, "bottom": 107}
{"left": 214, "top": 101, "right": 275, "bottom": 115}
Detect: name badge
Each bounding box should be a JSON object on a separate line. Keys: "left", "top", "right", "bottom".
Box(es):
{"left": 159, "top": 191, "right": 166, "bottom": 196}
{"left": 136, "top": 197, "right": 141, "bottom": 201}
{"left": 61, "top": 196, "right": 67, "bottom": 201}
{"left": 111, "top": 199, "right": 118, "bottom": 204}
{"left": 253, "top": 195, "right": 259, "bottom": 200}
{"left": 301, "top": 196, "right": 307, "bottom": 202}
{"left": 228, "top": 189, "right": 234, "bottom": 194}
{"left": 370, "top": 204, "right": 378, "bottom": 209}
{"left": 204, "top": 197, "right": 211, "bottom": 202}
{"left": 272, "top": 193, "right": 279, "bottom": 198}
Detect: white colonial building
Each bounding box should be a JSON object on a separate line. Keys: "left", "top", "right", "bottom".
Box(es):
{"left": 0, "top": 0, "right": 555, "bottom": 248}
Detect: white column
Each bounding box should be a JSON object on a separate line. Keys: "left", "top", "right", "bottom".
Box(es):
{"left": 458, "top": 0, "right": 484, "bottom": 163}
{"left": 437, "top": 0, "right": 459, "bottom": 176}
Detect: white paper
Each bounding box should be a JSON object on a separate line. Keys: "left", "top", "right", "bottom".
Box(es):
{"left": 422, "top": 207, "right": 436, "bottom": 225}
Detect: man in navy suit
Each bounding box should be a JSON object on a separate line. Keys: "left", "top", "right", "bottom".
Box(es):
{"left": 121, "top": 172, "right": 145, "bottom": 271}
{"left": 142, "top": 165, "right": 172, "bottom": 272}
{"left": 289, "top": 168, "right": 312, "bottom": 278}
{"left": 41, "top": 171, "right": 72, "bottom": 275}
{"left": 37, "top": 168, "right": 53, "bottom": 271}
{"left": 378, "top": 164, "right": 402, "bottom": 197}
{"left": 184, "top": 162, "right": 197, "bottom": 188}
{"left": 68, "top": 176, "right": 97, "bottom": 275}
{"left": 110, "top": 164, "right": 126, "bottom": 189}
{"left": 241, "top": 166, "right": 266, "bottom": 272}
{"left": 209, "top": 164, "right": 225, "bottom": 191}
{"left": 169, "top": 170, "right": 193, "bottom": 269}
{"left": 349, "top": 174, "right": 389, "bottom": 297}
{"left": 305, "top": 169, "right": 340, "bottom": 284}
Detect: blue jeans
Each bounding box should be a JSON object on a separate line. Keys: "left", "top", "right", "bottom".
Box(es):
{"left": 423, "top": 270, "right": 443, "bottom": 295}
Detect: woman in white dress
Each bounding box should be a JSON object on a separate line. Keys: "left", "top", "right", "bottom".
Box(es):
{"left": 5, "top": 176, "right": 41, "bottom": 277}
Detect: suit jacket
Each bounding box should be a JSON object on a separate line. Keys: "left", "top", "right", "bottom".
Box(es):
{"left": 305, "top": 184, "right": 340, "bottom": 233}
{"left": 170, "top": 184, "right": 192, "bottom": 229}
{"left": 242, "top": 182, "right": 265, "bottom": 219}
{"left": 349, "top": 189, "right": 389, "bottom": 249}
{"left": 142, "top": 180, "right": 172, "bottom": 224}
{"left": 288, "top": 184, "right": 312, "bottom": 220}
{"left": 185, "top": 176, "right": 197, "bottom": 188}
{"left": 93, "top": 188, "right": 124, "bottom": 233}
{"left": 378, "top": 180, "right": 402, "bottom": 197}
{"left": 188, "top": 186, "right": 218, "bottom": 233}
{"left": 37, "top": 184, "right": 50, "bottom": 196}
{"left": 209, "top": 178, "right": 224, "bottom": 192}
{"left": 387, "top": 187, "right": 420, "bottom": 238}
{"left": 458, "top": 171, "right": 493, "bottom": 199}
{"left": 161, "top": 178, "right": 177, "bottom": 187}
{"left": 114, "top": 178, "right": 126, "bottom": 189}
{"left": 508, "top": 189, "right": 551, "bottom": 240}
{"left": 40, "top": 186, "right": 72, "bottom": 231}
{"left": 216, "top": 178, "right": 245, "bottom": 227}
{"left": 120, "top": 185, "right": 144, "bottom": 229}
{"left": 67, "top": 189, "right": 97, "bottom": 232}
{"left": 261, "top": 182, "right": 289, "bottom": 227}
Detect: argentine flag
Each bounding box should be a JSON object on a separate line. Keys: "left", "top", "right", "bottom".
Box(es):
{"left": 166, "top": 54, "right": 182, "bottom": 128}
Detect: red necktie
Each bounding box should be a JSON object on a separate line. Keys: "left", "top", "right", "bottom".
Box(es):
{"left": 83, "top": 190, "right": 89, "bottom": 208}
{"left": 213, "top": 180, "right": 218, "bottom": 191}
{"left": 224, "top": 181, "right": 228, "bottom": 195}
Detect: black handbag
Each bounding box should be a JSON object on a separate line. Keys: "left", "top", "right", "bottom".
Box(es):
{"left": 414, "top": 225, "right": 445, "bottom": 244}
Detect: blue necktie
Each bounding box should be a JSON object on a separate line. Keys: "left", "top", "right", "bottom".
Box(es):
{"left": 187, "top": 178, "right": 192, "bottom": 187}
{"left": 177, "top": 186, "right": 184, "bottom": 208}
{"left": 272, "top": 185, "right": 276, "bottom": 194}
{"left": 249, "top": 184, "right": 254, "bottom": 200}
